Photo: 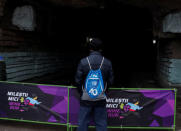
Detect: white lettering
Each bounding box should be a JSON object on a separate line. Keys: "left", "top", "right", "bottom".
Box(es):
{"left": 7, "top": 91, "right": 28, "bottom": 97}
{"left": 106, "top": 98, "right": 129, "bottom": 104}
{"left": 106, "top": 104, "right": 118, "bottom": 108}
{"left": 89, "top": 88, "right": 98, "bottom": 96}
{"left": 8, "top": 97, "right": 19, "bottom": 101}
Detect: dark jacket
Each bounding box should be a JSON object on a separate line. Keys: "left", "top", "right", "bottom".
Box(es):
{"left": 75, "top": 51, "right": 114, "bottom": 106}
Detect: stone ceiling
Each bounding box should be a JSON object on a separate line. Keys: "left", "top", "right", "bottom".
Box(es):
{"left": 44, "top": 0, "right": 181, "bottom": 10}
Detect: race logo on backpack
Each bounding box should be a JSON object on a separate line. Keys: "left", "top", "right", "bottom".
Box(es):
{"left": 85, "top": 57, "right": 104, "bottom": 99}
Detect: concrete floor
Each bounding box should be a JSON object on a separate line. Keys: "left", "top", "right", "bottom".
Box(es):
{"left": 0, "top": 121, "right": 179, "bottom": 131}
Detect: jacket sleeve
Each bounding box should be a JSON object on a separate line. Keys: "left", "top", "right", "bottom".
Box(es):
{"left": 75, "top": 60, "right": 84, "bottom": 95}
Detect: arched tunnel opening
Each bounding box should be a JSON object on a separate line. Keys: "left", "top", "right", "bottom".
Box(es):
{"left": 0, "top": 1, "right": 181, "bottom": 130}
{"left": 2, "top": 0, "right": 157, "bottom": 88}
{"left": 44, "top": 4, "right": 156, "bottom": 88}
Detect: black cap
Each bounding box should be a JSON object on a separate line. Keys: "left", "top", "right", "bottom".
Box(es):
{"left": 88, "top": 37, "right": 103, "bottom": 51}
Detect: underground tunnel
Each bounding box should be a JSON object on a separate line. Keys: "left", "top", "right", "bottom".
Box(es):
{"left": 2, "top": 0, "right": 156, "bottom": 88}
{"left": 51, "top": 4, "right": 156, "bottom": 88}
{"left": 0, "top": 0, "right": 181, "bottom": 131}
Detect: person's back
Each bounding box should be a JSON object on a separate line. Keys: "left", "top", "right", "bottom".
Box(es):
{"left": 75, "top": 37, "right": 114, "bottom": 131}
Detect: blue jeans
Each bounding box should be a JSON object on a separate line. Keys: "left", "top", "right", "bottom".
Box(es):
{"left": 77, "top": 105, "right": 107, "bottom": 131}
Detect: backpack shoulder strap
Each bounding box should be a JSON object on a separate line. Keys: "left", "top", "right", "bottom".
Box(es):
{"left": 86, "top": 57, "right": 92, "bottom": 70}
{"left": 99, "top": 57, "right": 104, "bottom": 69}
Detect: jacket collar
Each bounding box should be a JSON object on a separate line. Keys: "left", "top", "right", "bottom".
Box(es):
{"left": 90, "top": 51, "right": 102, "bottom": 56}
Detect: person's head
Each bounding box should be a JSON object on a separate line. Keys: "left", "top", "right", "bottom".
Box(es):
{"left": 87, "top": 37, "right": 103, "bottom": 51}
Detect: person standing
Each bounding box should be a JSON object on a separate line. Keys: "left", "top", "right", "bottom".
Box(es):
{"left": 75, "top": 37, "right": 114, "bottom": 131}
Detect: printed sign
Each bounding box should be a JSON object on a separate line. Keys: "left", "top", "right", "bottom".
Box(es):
{"left": 0, "top": 82, "right": 176, "bottom": 128}
{"left": 69, "top": 89, "right": 175, "bottom": 127}
{"left": 0, "top": 82, "right": 68, "bottom": 124}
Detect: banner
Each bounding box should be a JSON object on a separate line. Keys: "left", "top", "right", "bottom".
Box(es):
{"left": 0, "top": 82, "right": 68, "bottom": 124}
{"left": 69, "top": 88, "right": 175, "bottom": 128}
{"left": 106, "top": 89, "right": 175, "bottom": 127}
{"left": 0, "top": 82, "right": 176, "bottom": 129}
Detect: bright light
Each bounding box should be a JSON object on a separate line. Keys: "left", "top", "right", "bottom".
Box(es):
{"left": 153, "top": 39, "right": 156, "bottom": 44}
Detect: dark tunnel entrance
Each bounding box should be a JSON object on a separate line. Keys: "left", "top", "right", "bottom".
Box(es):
{"left": 45, "top": 4, "right": 157, "bottom": 87}
{"left": 1, "top": 1, "right": 181, "bottom": 130}
{"left": 6, "top": 1, "right": 157, "bottom": 88}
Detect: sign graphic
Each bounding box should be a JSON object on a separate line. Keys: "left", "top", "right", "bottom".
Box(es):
{"left": 0, "top": 82, "right": 68, "bottom": 124}
{"left": 0, "top": 82, "right": 176, "bottom": 129}
{"left": 7, "top": 91, "right": 41, "bottom": 112}
{"left": 69, "top": 89, "right": 175, "bottom": 127}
